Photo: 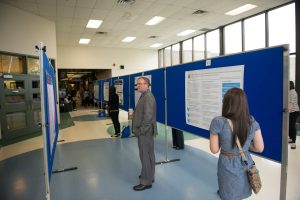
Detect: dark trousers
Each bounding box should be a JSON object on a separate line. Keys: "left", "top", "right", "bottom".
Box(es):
{"left": 110, "top": 111, "right": 120, "bottom": 134}
{"left": 172, "top": 128, "right": 184, "bottom": 149}
{"left": 289, "top": 111, "right": 299, "bottom": 143}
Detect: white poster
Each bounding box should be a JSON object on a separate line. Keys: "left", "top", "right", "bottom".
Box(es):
{"left": 185, "top": 65, "right": 244, "bottom": 130}
{"left": 103, "top": 81, "right": 109, "bottom": 101}
{"left": 94, "top": 83, "right": 99, "bottom": 102}
{"left": 114, "top": 79, "right": 124, "bottom": 105}
{"left": 46, "top": 73, "right": 56, "bottom": 155}
{"left": 134, "top": 75, "right": 152, "bottom": 105}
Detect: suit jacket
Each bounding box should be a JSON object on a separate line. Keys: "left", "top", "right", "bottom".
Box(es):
{"left": 132, "top": 90, "right": 157, "bottom": 137}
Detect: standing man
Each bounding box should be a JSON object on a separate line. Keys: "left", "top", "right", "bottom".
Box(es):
{"left": 132, "top": 77, "right": 157, "bottom": 191}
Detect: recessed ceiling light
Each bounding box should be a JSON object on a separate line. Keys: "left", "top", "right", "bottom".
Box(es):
{"left": 86, "top": 19, "right": 103, "bottom": 28}
{"left": 79, "top": 38, "right": 90, "bottom": 44}
{"left": 177, "top": 29, "right": 196, "bottom": 36}
{"left": 145, "top": 16, "right": 165, "bottom": 26}
{"left": 150, "top": 43, "right": 163, "bottom": 48}
{"left": 122, "top": 37, "right": 136, "bottom": 42}
{"left": 225, "top": 4, "right": 257, "bottom": 16}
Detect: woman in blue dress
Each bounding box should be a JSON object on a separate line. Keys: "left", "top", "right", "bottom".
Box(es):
{"left": 209, "top": 88, "right": 264, "bottom": 200}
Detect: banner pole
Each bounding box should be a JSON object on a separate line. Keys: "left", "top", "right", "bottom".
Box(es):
{"left": 156, "top": 68, "right": 180, "bottom": 165}
{"left": 38, "top": 42, "right": 51, "bottom": 200}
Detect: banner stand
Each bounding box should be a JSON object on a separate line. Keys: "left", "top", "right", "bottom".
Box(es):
{"left": 38, "top": 42, "right": 51, "bottom": 200}
{"left": 155, "top": 69, "right": 180, "bottom": 165}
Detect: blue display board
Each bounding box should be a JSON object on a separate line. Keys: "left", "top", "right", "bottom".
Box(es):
{"left": 166, "top": 46, "right": 285, "bottom": 162}
{"left": 144, "top": 68, "right": 165, "bottom": 123}
{"left": 42, "top": 52, "right": 59, "bottom": 179}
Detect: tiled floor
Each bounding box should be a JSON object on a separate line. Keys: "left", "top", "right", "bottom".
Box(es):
{"left": 0, "top": 109, "right": 299, "bottom": 200}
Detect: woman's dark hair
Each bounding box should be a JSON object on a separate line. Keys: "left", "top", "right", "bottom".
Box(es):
{"left": 109, "top": 86, "right": 116, "bottom": 94}
{"left": 290, "top": 81, "right": 295, "bottom": 90}
{"left": 222, "top": 88, "right": 251, "bottom": 147}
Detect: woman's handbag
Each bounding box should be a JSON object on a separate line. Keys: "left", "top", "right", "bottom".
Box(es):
{"left": 227, "top": 119, "right": 262, "bottom": 194}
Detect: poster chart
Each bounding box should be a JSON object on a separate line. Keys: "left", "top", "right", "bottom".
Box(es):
{"left": 94, "top": 82, "right": 99, "bottom": 102}
{"left": 114, "top": 79, "right": 124, "bottom": 105}
{"left": 185, "top": 65, "right": 244, "bottom": 130}
{"left": 134, "top": 75, "right": 152, "bottom": 105}
{"left": 103, "top": 81, "right": 109, "bottom": 101}
{"left": 46, "top": 72, "right": 57, "bottom": 153}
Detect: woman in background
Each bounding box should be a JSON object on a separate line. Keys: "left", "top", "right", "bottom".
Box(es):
{"left": 289, "top": 81, "right": 299, "bottom": 149}
{"left": 209, "top": 88, "right": 264, "bottom": 200}
{"left": 108, "top": 86, "right": 120, "bottom": 137}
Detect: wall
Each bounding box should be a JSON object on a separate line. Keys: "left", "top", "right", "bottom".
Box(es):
{"left": 57, "top": 46, "right": 158, "bottom": 77}
{"left": 0, "top": 2, "right": 57, "bottom": 59}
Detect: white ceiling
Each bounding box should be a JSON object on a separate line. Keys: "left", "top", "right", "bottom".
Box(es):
{"left": 0, "top": 0, "right": 292, "bottom": 50}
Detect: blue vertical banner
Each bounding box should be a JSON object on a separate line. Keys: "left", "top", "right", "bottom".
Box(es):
{"left": 42, "top": 51, "right": 59, "bottom": 179}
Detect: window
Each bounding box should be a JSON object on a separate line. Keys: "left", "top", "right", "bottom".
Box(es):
{"left": 244, "top": 14, "right": 266, "bottom": 51}
{"left": 193, "top": 35, "right": 205, "bottom": 61}
{"left": 206, "top": 29, "right": 220, "bottom": 58}
{"left": 268, "top": 3, "right": 295, "bottom": 53}
{"left": 182, "top": 39, "right": 193, "bottom": 63}
{"left": 0, "top": 54, "right": 25, "bottom": 74}
{"left": 224, "top": 22, "right": 242, "bottom": 54}
{"left": 289, "top": 55, "right": 296, "bottom": 83}
{"left": 164, "top": 47, "right": 171, "bottom": 67}
{"left": 27, "top": 57, "right": 40, "bottom": 75}
{"left": 158, "top": 49, "right": 163, "bottom": 68}
{"left": 172, "top": 44, "right": 180, "bottom": 66}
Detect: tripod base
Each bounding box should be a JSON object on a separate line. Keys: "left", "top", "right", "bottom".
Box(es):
{"left": 52, "top": 167, "right": 78, "bottom": 174}
{"left": 155, "top": 158, "right": 180, "bottom": 165}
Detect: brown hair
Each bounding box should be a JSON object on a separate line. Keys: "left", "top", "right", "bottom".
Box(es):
{"left": 222, "top": 88, "right": 251, "bottom": 147}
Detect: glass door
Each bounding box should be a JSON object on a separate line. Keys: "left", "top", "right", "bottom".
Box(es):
{"left": 0, "top": 74, "right": 41, "bottom": 141}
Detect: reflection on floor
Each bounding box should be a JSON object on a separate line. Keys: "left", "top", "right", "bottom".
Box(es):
{"left": 0, "top": 109, "right": 299, "bottom": 200}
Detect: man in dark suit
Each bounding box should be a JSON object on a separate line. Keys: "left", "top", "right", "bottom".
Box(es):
{"left": 132, "top": 77, "right": 157, "bottom": 191}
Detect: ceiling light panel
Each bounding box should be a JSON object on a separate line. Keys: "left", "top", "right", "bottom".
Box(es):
{"left": 225, "top": 4, "right": 257, "bottom": 16}
{"left": 150, "top": 43, "right": 163, "bottom": 48}
{"left": 145, "top": 16, "right": 165, "bottom": 26}
{"left": 79, "top": 38, "right": 91, "bottom": 44}
{"left": 86, "top": 19, "right": 103, "bottom": 28}
{"left": 177, "top": 29, "right": 196, "bottom": 36}
{"left": 122, "top": 37, "right": 136, "bottom": 42}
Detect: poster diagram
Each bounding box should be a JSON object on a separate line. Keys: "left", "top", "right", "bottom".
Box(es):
{"left": 94, "top": 83, "right": 99, "bottom": 102}
{"left": 134, "top": 75, "right": 152, "bottom": 105}
{"left": 114, "top": 79, "right": 124, "bottom": 105}
{"left": 103, "top": 81, "right": 109, "bottom": 101}
{"left": 185, "top": 65, "right": 244, "bottom": 130}
{"left": 46, "top": 71, "right": 56, "bottom": 155}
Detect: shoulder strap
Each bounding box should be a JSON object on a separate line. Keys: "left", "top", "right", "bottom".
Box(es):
{"left": 226, "top": 118, "right": 248, "bottom": 165}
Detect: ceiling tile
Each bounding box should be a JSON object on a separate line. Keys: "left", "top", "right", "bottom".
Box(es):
{"left": 74, "top": 7, "right": 92, "bottom": 19}
{"left": 76, "top": 0, "right": 97, "bottom": 8}
{"left": 57, "top": 6, "right": 74, "bottom": 18}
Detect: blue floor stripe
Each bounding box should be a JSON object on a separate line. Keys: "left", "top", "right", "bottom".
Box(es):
{"left": 0, "top": 137, "right": 220, "bottom": 200}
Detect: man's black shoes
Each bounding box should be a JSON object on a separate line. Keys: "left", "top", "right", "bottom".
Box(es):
{"left": 133, "top": 184, "right": 152, "bottom": 191}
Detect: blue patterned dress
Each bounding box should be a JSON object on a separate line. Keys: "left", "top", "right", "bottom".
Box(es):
{"left": 209, "top": 116, "right": 260, "bottom": 200}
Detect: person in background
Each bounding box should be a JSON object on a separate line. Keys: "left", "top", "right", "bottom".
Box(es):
{"left": 289, "top": 81, "right": 299, "bottom": 149}
{"left": 132, "top": 77, "right": 157, "bottom": 191}
{"left": 108, "top": 86, "right": 120, "bottom": 137}
{"left": 83, "top": 90, "right": 89, "bottom": 107}
{"left": 209, "top": 88, "right": 264, "bottom": 200}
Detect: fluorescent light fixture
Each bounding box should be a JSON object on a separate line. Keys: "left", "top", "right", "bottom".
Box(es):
{"left": 145, "top": 16, "right": 165, "bottom": 26}
{"left": 177, "top": 29, "right": 196, "bottom": 36}
{"left": 150, "top": 43, "right": 163, "bottom": 48}
{"left": 122, "top": 37, "right": 136, "bottom": 42}
{"left": 86, "top": 19, "right": 103, "bottom": 28}
{"left": 225, "top": 4, "right": 257, "bottom": 16}
{"left": 79, "top": 38, "right": 90, "bottom": 44}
